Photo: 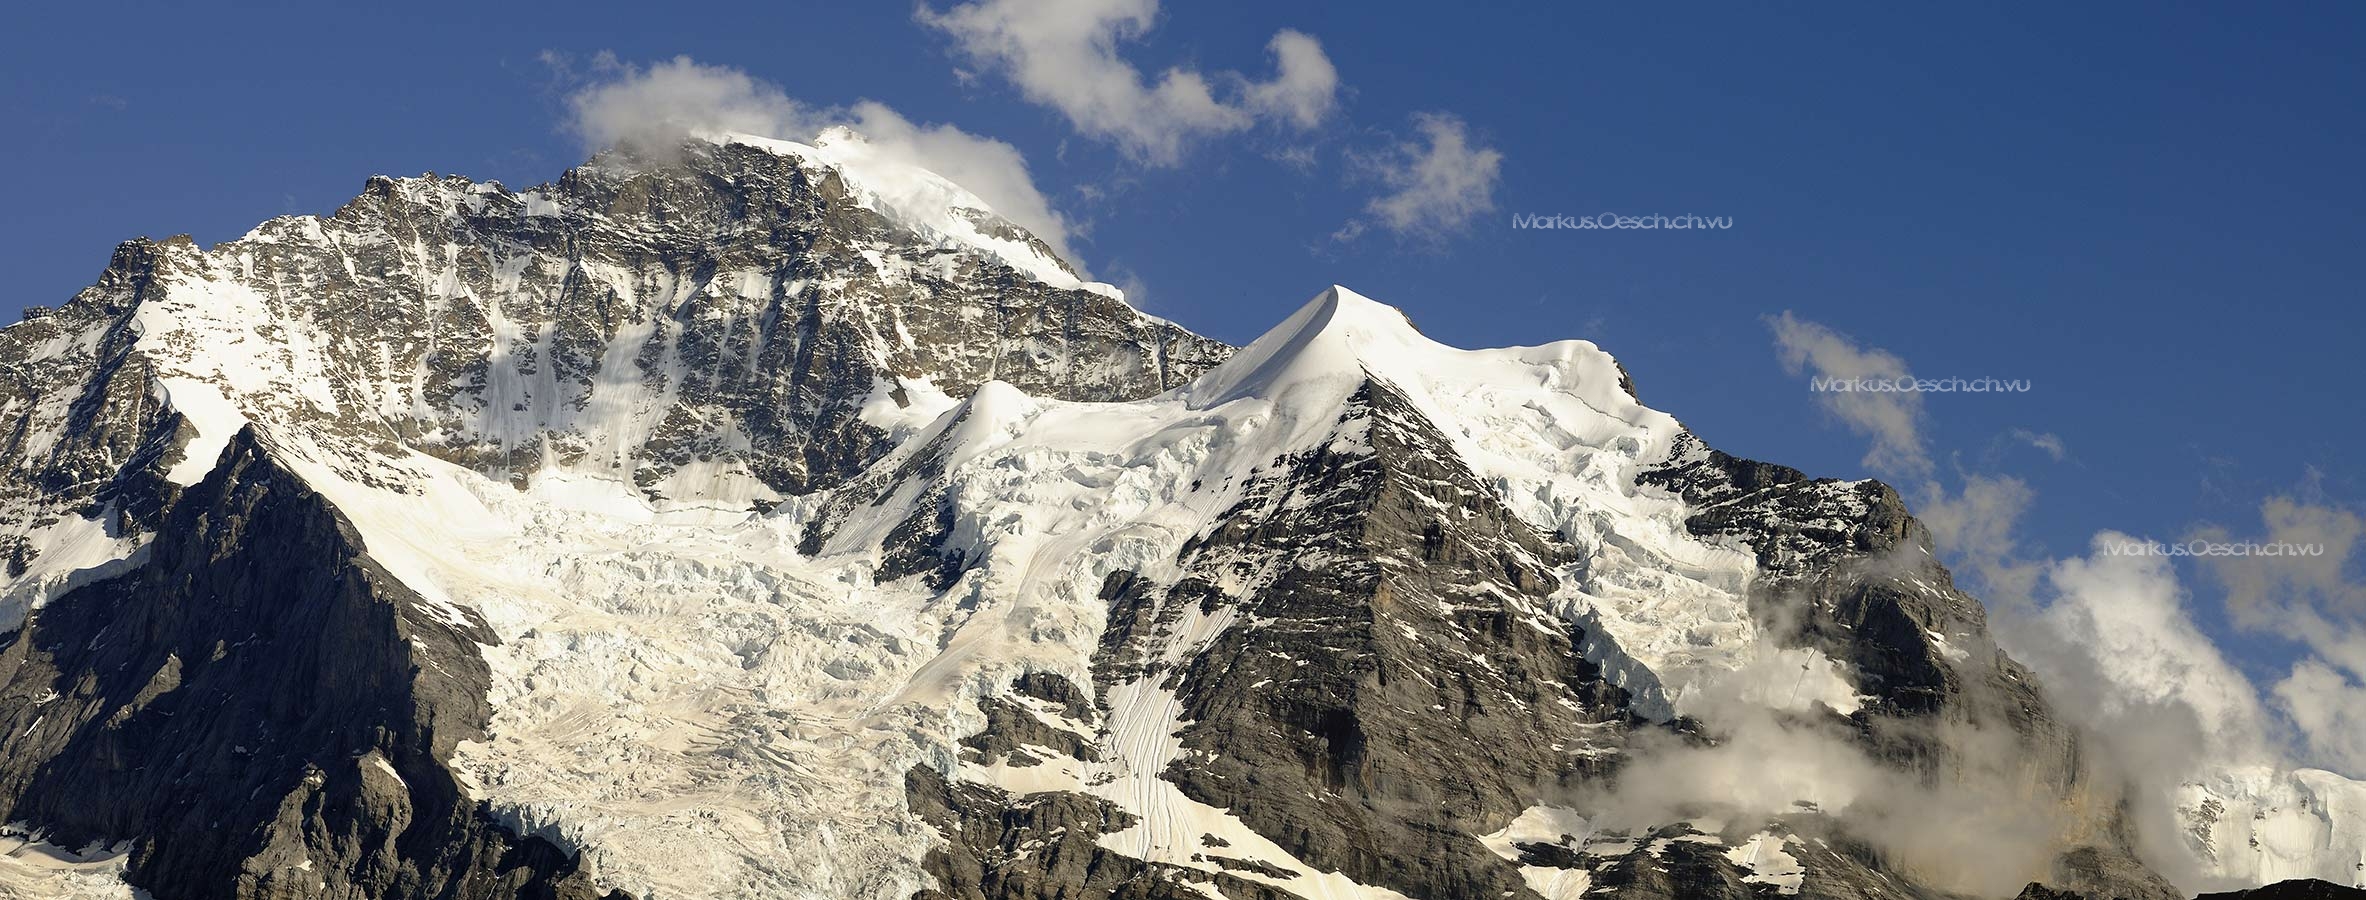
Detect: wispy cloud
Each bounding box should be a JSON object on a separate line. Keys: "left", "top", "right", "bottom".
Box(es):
{"left": 2194, "top": 496, "right": 2366, "bottom": 775}
{"left": 917, "top": 0, "right": 1338, "bottom": 166}
{"left": 2010, "top": 427, "right": 2068, "bottom": 462}
{"left": 1767, "top": 312, "right": 1929, "bottom": 477}
{"left": 1334, "top": 112, "right": 1502, "bottom": 242}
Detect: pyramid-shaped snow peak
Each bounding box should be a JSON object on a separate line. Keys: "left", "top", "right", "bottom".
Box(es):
{"left": 1181, "top": 285, "right": 1431, "bottom": 408}
{"left": 1177, "top": 285, "right": 1673, "bottom": 465}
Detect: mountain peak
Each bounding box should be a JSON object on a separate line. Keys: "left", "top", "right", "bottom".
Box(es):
{"left": 1182, "top": 284, "right": 1429, "bottom": 407}
{"left": 695, "top": 130, "right": 1112, "bottom": 297}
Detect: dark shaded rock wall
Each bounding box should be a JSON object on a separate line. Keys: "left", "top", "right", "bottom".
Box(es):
{"left": 0, "top": 429, "right": 620, "bottom": 900}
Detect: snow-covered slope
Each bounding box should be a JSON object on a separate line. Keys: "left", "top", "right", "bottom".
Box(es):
{"left": 2180, "top": 767, "right": 2366, "bottom": 889}
{"left": 0, "top": 832, "right": 144, "bottom": 900}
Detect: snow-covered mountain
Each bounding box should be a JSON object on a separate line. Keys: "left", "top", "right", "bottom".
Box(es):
{"left": 0, "top": 134, "right": 2355, "bottom": 900}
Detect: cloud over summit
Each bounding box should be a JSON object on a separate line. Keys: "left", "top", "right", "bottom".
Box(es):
{"left": 552, "top": 53, "right": 1080, "bottom": 264}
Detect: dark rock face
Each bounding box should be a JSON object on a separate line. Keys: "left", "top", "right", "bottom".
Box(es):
{"left": 1104, "top": 379, "right": 1625, "bottom": 899}
{"left": 899, "top": 379, "right": 1636, "bottom": 899}
{"left": 2021, "top": 884, "right": 2095, "bottom": 900}
{"left": 0, "top": 238, "right": 190, "bottom": 574}
{"left": 909, "top": 766, "right": 1306, "bottom": 900}
{"left": 948, "top": 674, "right": 1096, "bottom": 762}
{"left": 0, "top": 429, "right": 621, "bottom": 900}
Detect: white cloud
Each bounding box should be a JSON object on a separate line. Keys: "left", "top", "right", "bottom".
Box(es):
{"left": 1767, "top": 312, "right": 1930, "bottom": 477}
{"left": 1335, "top": 112, "right": 1502, "bottom": 241}
{"left": 1990, "top": 533, "right": 2281, "bottom": 889}
{"left": 562, "top": 55, "right": 806, "bottom": 156}
{"left": 1763, "top": 316, "right": 2020, "bottom": 582}
{"left": 1916, "top": 472, "right": 2043, "bottom": 605}
{"left": 1245, "top": 30, "right": 1340, "bottom": 128}
{"left": 1759, "top": 316, "right": 2285, "bottom": 763}
{"left": 836, "top": 100, "right": 1076, "bottom": 261}
{"left": 2011, "top": 427, "right": 2068, "bottom": 462}
{"left": 2274, "top": 659, "right": 2366, "bottom": 776}
{"left": 918, "top": 0, "right": 1338, "bottom": 165}
{"left": 1915, "top": 481, "right": 2366, "bottom": 886}
{"left": 1579, "top": 647, "right": 2064, "bottom": 896}
{"left": 2194, "top": 497, "right": 2366, "bottom": 773}
{"left": 555, "top": 54, "right": 1079, "bottom": 262}
{"left": 2197, "top": 497, "right": 2366, "bottom": 672}
{"left": 2020, "top": 535, "right": 2274, "bottom": 761}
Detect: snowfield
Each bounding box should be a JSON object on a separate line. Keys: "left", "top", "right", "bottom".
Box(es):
{"left": 2179, "top": 766, "right": 2366, "bottom": 889}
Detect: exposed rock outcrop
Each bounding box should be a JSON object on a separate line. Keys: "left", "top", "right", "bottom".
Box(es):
{"left": 0, "top": 429, "right": 622, "bottom": 899}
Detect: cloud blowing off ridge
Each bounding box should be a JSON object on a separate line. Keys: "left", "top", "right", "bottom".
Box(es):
{"left": 554, "top": 54, "right": 1082, "bottom": 264}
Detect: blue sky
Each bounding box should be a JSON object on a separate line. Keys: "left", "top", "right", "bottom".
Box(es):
{"left": 6, "top": 3, "right": 2364, "bottom": 769}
